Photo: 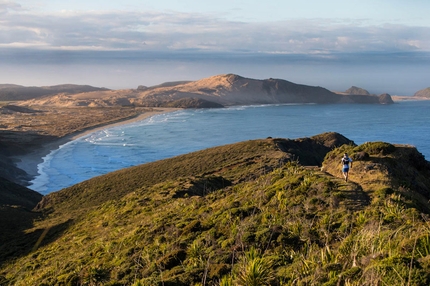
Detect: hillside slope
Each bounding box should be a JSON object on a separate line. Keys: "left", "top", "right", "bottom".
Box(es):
{"left": 1, "top": 133, "right": 430, "bottom": 285}
{"left": 0, "top": 177, "right": 42, "bottom": 209}
{"left": 414, "top": 87, "right": 430, "bottom": 98}
{"left": 0, "top": 177, "right": 43, "bottom": 265}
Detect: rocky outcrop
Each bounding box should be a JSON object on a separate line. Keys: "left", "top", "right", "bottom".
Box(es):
{"left": 339, "top": 86, "right": 397, "bottom": 104}
{"left": 378, "top": 93, "right": 394, "bottom": 104}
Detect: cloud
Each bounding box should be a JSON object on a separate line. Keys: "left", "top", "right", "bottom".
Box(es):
{"left": 0, "top": 1, "right": 22, "bottom": 14}
{"left": 0, "top": 4, "right": 429, "bottom": 56}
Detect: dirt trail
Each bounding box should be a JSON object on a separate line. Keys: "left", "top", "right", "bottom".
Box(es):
{"left": 335, "top": 179, "right": 371, "bottom": 211}
{"left": 306, "top": 166, "right": 371, "bottom": 211}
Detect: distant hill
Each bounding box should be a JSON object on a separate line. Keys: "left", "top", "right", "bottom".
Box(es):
{"left": 0, "top": 84, "right": 22, "bottom": 89}
{"left": 146, "top": 80, "right": 193, "bottom": 90}
{"left": 345, "top": 86, "right": 371, "bottom": 95}
{"left": 14, "top": 74, "right": 393, "bottom": 107}
{"left": 0, "top": 84, "right": 110, "bottom": 101}
{"left": 414, "top": 87, "right": 430, "bottom": 98}
{"left": 1, "top": 132, "right": 430, "bottom": 285}
{"left": 132, "top": 74, "right": 392, "bottom": 106}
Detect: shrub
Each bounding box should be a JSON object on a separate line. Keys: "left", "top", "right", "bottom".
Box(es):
{"left": 354, "top": 142, "right": 396, "bottom": 155}
{"left": 235, "top": 248, "right": 275, "bottom": 286}
{"left": 218, "top": 275, "right": 234, "bottom": 286}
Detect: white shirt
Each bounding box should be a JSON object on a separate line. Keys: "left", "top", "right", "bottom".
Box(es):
{"left": 342, "top": 156, "right": 352, "bottom": 168}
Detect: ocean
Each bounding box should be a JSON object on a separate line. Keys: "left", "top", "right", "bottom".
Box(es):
{"left": 30, "top": 100, "right": 430, "bottom": 195}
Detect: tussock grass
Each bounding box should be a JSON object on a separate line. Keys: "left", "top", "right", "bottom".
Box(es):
{"left": 2, "top": 134, "right": 430, "bottom": 285}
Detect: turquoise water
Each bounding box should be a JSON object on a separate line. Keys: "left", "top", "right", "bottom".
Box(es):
{"left": 30, "top": 101, "right": 430, "bottom": 195}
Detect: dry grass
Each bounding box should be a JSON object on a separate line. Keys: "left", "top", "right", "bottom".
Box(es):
{"left": 0, "top": 106, "right": 146, "bottom": 137}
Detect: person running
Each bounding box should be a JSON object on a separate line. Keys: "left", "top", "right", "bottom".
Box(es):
{"left": 341, "top": 153, "right": 353, "bottom": 181}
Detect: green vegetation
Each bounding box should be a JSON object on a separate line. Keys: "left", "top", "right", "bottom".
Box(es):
{"left": 1, "top": 133, "right": 430, "bottom": 285}
{"left": 353, "top": 141, "right": 396, "bottom": 155}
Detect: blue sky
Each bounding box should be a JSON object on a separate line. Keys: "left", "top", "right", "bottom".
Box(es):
{"left": 1, "top": 0, "right": 429, "bottom": 94}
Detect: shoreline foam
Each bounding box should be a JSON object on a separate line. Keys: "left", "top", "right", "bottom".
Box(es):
{"left": 13, "top": 108, "right": 180, "bottom": 186}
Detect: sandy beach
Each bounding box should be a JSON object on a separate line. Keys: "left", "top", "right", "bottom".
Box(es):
{"left": 13, "top": 108, "right": 180, "bottom": 184}
{"left": 391, "top": 95, "right": 430, "bottom": 101}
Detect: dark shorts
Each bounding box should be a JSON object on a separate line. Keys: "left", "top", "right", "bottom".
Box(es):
{"left": 342, "top": 167, "right": 349, "bottom": 173}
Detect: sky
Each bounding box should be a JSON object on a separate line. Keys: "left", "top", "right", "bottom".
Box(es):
{"left": 1, "top": 0, "right": 429, "bottom": 95}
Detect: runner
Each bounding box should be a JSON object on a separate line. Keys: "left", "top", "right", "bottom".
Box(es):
{"left": 341, "top": 153, "right": 353, "bottom": 182}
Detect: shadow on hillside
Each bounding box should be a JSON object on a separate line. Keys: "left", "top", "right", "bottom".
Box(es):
{"left": 0, "top": 207, "right": 40, "bottom": 265}
{"left": 0, "top": 130, "right": 58, "bottom": 156}
{"left": 0, "top": 130, "right": 59, "bottom": 186}
{"left": 336, "top": 182, "right": 371, "bottom": 211}
{"left": 172, "top": 176, "right": 232, "bottom": 198}
{"left": 0, "top": 212, "right": 73, "bottom": 266}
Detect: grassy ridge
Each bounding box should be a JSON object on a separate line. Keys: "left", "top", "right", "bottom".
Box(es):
{"left": 35, "top": 133, "right": 351, "bottom": 217}
{"left": 1, "top": 133, "right": 430, "bottom": 285}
